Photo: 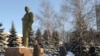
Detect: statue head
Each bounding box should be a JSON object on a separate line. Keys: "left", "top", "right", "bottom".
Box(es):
{"left": 25, "top": 6, "right": 30, "bottom": 13}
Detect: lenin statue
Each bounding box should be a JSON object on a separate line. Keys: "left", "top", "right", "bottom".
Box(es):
{"left": 22, "top": 6, "right": 34, "bottom": 47}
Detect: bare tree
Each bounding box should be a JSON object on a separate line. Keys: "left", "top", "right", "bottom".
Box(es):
{"left": 59, "top": 0, "right": 69, "bottom": 42}
{"left": 62, "top": 0, "right": 96, "bottom": 55}
{"left": 36, "top": 0, "right": 54, "bottom": 31}
{"left": 64, "top": 0, "right": 96, "bottom": 30}
{"left": 36, "top": 0, "right": 63, "bottom": 32}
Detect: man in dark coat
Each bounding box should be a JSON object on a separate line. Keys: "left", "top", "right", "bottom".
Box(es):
{"left": 89, "top": 43, "right": 96, "bottom": 56}
{"left": 59, "top": 42, "right": 67, "bottom": 56}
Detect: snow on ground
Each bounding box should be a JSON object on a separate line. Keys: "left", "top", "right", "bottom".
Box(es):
{"left": 66, "top": 51, "right": 75, "bottom": 56}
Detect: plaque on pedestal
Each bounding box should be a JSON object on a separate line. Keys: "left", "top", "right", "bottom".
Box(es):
{"left": 5, "top": 47, "right": 33, "bottom": 56}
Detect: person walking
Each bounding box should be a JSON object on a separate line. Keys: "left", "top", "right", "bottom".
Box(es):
{"left": 58, "top": 42, "right": 67, "bottom": 56}
{"left": 88, "top": 42, "right": 96, "bottom": 56}
{"left": 33, "top": 39, "right": 44, "bottom": 56}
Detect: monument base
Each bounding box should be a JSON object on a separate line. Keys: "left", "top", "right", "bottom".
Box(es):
{"left": 5, "top": 47, "right": 33, "bottom": 56}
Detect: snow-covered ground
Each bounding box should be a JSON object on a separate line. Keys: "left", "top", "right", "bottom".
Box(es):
{"left": 44, "top": 51, "right": 75, "bottom": 56}
{"left": 66, "top": 51, "right": 75, "bottom": 56}
{"left": 0, "top": 54, "right": 4, "bottom": 56}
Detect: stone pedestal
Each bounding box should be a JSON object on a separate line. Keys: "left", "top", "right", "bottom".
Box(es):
{"left": 5, "top": 47, "right": 33, "bottom": 56}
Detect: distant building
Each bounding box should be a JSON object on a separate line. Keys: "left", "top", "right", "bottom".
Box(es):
{"left": 96, "top": 5, "right": 100, "bottom": 30}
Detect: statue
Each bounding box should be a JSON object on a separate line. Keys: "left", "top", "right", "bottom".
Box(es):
{"left": 22, "top": 6, "right": 34, "bottom": 47}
